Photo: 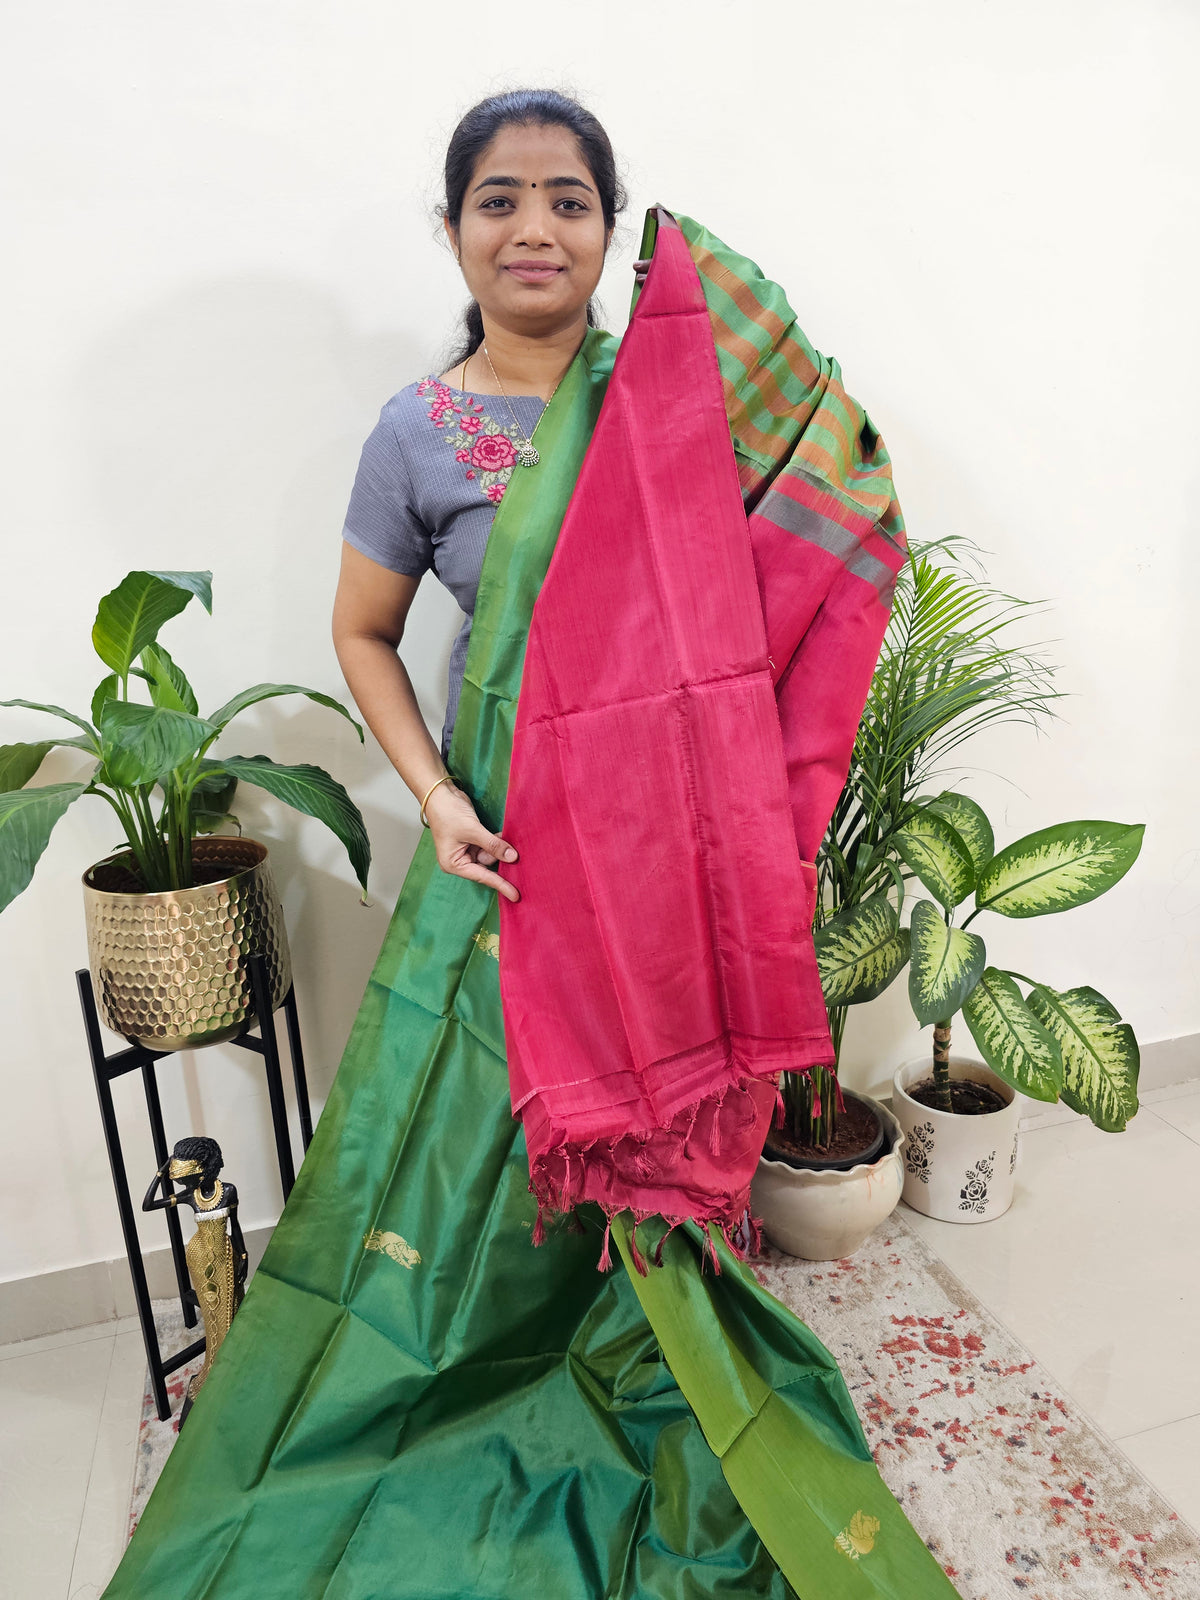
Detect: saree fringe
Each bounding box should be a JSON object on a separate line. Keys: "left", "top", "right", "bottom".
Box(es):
{"left": 526, "top": 1066, "right": 818, "bottom": 1275}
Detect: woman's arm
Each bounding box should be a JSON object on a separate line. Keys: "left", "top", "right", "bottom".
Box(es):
{"left": 331, "top": 542, "right": 520, "bottom": 901}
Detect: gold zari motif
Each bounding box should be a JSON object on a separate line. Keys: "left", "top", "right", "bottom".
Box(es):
{"left": 834, "top": 1510, "right": 880, "bottom": 1560}
{"left": 363, "top": 1229, "right": 421, "bottom": 1269}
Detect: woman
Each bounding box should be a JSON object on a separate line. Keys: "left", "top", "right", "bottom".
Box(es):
{"left": 102, "top": 90, "right": 961, "bottom": 1599}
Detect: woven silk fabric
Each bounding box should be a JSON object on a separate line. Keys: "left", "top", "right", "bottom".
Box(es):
{"left": 499, "top": 213, "right": 908, "bottom": 1270}
{"left": 101, "top": 214, "right": 962, "bottom": 1600}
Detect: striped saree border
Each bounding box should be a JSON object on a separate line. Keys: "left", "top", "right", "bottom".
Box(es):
{"left": 636, "top": 207, "right": 908, "bottom": 551}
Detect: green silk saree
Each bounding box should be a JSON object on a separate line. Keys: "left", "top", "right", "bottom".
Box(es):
{"left": 101, "top": 212, "right": 963, "bottom": 1600}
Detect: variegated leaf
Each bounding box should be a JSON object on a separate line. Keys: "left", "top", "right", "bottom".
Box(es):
{"left": 917, "top": 791, "right": 995, "bottom": 876}
{"left": 1026, "top": 983, "right": 1139, "bottom": 1132}
{"left": 894, "top": 808, "right": 975, "bottom": 910}
{"left": 907, "top": 899, "right": 987, "bottom": 1027}
{"left": 814, "top": 891, "right": 910, "bottom": 1006}
{"left": 975, "top": 820, "right": 1144, "bottom": 918}
{"left": 961, "top": 967, "right": 1062, "bottom": 1101}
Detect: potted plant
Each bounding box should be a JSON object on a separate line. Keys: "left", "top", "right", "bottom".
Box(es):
{"left": 1, "top": 568, "right": 370, "bottom": 1051}
{"left": 876, "top": 790, "right": 1143, "bottom": 1222}
{"left": 753, "top": 534, "right": 1066, "bottom": 1257}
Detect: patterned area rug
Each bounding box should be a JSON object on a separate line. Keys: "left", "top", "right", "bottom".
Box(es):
{"left": 128, "top": 1212, "right": 1200, "bottom": 1597}
{"left": 753, "top": 1212, "right": 1200, "bottom": 1598}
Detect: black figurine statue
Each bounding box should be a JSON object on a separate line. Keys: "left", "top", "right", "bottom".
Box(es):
{"left": 142, "top": 1135, "right": 248, "bottom": 1425}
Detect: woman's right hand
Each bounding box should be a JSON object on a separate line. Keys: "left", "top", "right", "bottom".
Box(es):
{"left": 425, "top": 780, "right": 520, "bottom": 903}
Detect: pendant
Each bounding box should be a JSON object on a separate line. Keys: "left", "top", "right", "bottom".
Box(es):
{"left": 516, "top": 442, "right": 540, "bottom": 467}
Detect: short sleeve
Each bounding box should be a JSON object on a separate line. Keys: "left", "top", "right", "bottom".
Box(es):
{"left": 341, "top": 404, "right": 435, "bottom": 577}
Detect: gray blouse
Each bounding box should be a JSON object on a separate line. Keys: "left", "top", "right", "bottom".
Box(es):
{"left": 340, "top": 374, "right": 546, "bottom": 759}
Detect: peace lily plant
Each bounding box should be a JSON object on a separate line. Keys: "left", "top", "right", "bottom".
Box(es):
{"left": 0, "top": 568, "right": 370, "bottom": 911}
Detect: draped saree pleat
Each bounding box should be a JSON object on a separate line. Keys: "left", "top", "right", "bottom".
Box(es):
{"left": 101, "top": 217, "right": 962, "bottom": 1600}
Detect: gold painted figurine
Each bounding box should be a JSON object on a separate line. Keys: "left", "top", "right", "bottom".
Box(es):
{"left": 143, "top": 1136, "right": 248, "bottom": 1426}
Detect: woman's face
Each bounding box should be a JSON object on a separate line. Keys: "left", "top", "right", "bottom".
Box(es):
{"left": 444, "top": 121, "right": 612, "bottom": 341}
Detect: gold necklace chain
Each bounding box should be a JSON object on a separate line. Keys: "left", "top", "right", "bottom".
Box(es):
{"left": 479, "top": 345, "right": 563, "bottom": 468}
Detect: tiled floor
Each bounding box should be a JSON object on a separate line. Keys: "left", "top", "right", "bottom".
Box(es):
{"left": 4, "top": 1079, "right": 1199, "bottom": 1598}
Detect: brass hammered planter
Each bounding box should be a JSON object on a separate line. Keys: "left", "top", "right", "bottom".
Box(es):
{"left": 82, "top": 836, "right": 291, "bottom": 1052}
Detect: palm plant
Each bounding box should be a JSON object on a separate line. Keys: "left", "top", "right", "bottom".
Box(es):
{"left": 777, "top": 533, "right": 1066, "bottom": 1149}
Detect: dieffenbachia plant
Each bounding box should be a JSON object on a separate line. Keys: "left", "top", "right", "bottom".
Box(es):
{"left": 813, "top": 789, "right": 1144, "bottom": 1131}
{"left": 0, "top": 569, "right": 370, "bottom": 909}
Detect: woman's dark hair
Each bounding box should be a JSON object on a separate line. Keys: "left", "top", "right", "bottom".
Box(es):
{"left": 436, "top": 88, "right": 627, "bottom": 369}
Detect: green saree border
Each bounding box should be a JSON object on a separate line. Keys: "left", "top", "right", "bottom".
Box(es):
{"left": 446, "top": 323, "right": 619, "bottom": 828}
{"left": 610, "top": 1213, "right": 962, "bottom": 1598}
{"left": 365, "top": 324, "right": 617, "bottom": 999}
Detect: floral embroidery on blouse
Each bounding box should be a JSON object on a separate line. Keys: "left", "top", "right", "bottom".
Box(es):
{"left": 415, "top": 376, "right": 533, "bottom": 505}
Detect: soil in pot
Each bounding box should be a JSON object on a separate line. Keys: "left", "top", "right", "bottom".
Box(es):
{"left": 87, "top": 840, "right": 258, "bottom": 895}
{"left": 906, "top": 1077, "right": 1008, "bottom": 1114}
{"left": 764, "top": 1092, "right": 886, "bottom": 1172}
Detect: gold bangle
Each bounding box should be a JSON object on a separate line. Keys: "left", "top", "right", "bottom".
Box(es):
{"left": 420, "top": 773, "right": 455, "bottom": 827}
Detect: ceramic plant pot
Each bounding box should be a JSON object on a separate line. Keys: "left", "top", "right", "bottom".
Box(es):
{"left": 750, "top": 1092, "right": 906, "bottom": 1261}
{"left": 892, "top": 1054, "right": 1020, "bottom": 1223}
{"left": 82, "top": 835, "right": 291, "bottom": 1052}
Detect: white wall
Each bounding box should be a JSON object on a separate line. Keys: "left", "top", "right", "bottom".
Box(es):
{"left": 2, "top": 0, "right": 1196, "bottom": 1284}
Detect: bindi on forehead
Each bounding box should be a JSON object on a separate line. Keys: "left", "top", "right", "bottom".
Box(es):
{"left": 470, "top": 174, "right": 596, "bottom": 196}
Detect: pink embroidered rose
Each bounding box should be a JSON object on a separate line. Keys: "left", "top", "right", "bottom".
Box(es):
{"left": 470, "top": 433, "right": 517, "bottom": 471}
{"left": 485, "top": 482, "right": 506, "bottom": 503}
{"left": 465, "top": 469, "right": 476, "bottom": 479}
{"left": 454, "top": 447, "right": 470, "bottom": 462}
{"left": 459, "top": 415, "right": 483, "bottom": 435}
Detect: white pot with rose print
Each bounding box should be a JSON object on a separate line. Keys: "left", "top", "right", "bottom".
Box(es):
{"left": 891, "top": 1054, "right": 1020, "bottom": 1223}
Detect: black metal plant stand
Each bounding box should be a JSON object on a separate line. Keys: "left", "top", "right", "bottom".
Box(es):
{"left": 77, "top": 951, "right": 313, "bottom": 1420}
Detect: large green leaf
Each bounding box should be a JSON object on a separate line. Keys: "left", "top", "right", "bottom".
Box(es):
{"left": 0, "top": 698, "right": 98, "bottom": 748}
{"left": 1026, "top": 983, "right": 1140, "bottom": 1132}
{"left": 99, "top": 702, "right": 217, "bottom": 789}
{"left": 90, "top": 668, "right": 157, "bottom": 727}
{"left": 894, "top": 806, "right": 976, "bottom": 910}
{"left": 961, "top": 966, "right": 1063, "bottom": 1101}
{"left": 975, "top": 820, "right": 1144, "bottom": 918}
{"left": 204, "top": 755, "right": 369, "bottom": 892}
{"left": 918, "top": 790, "right": 995, "bottom": 876}
{"left": 907, "top": 898, "right": 987, "bottom": 1026}
{"left": 140, "top": 643, "right": 198, "bottom": 716}
{"left": 1, "top": 742, "right": 58, "bottom": 791}
{"left": 189, "top": 768, "right": 239, "bottom": 835}
{"left": 206, "top": 682, "right": 364, "bottom": 741}
{"left": 0, "top": 783, "right": 89, "bottom": 913}
{"left": 91, "top": 570, "right": 212, "bottom": 677}
{"left": 90, "top": 674, "right": 118, "bottom": 729}
{"left": 814, "top": 890, "right": 910, "bottom": 1006}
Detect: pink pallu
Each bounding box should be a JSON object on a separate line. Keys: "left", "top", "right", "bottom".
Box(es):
{"left": 497, "top": 212, "right": 905, "bottom": 1273}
